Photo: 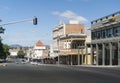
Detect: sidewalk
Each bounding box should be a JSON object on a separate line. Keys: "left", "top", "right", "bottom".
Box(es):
{"left": 37, "top": 63, "right": 120, "bottom": 68}
{"left": 0, "top": 63, "right": 7, "bottom": 66}
{"left": 77, "top": 65, "right": 120, "bottom": 68}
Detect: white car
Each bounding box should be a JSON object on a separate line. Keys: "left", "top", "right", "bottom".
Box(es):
{"left": 30, "top": 62, "right": 37, "bottom": 65}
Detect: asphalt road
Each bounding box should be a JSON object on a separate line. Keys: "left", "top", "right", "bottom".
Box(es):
{"left": 0, "top": 63, "right": 120, "bottom": 83}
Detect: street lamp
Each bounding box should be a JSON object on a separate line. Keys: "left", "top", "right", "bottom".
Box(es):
{"left": 57, "top": 36, "right": 60, "bottom": 65}
{"left": 78, "top": 46, "right": 85, "bottom": 65}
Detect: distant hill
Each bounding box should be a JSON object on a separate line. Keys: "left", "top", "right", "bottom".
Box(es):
{"left": 10, "top": 44, "right": 22, "bottom": 48}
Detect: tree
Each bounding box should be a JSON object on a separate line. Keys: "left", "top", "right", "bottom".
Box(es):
{"left": 0, "top": 38, "right": 9, "bottom": 59}
{"left": 17, "top": 48, "right": 25, "bottom": 58}
{"left": 0, "top": 38, "right": 5, "bottom": 59}
{"left": 3, "top": 44, "right": 10, "bottom": 57}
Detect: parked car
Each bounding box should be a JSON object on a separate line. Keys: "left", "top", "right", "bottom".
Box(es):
{"left": 21, "top": 59, "right": 27, "bottom": 64}
{"left": 30, "top": 62, "right": 37, "bottom": 65}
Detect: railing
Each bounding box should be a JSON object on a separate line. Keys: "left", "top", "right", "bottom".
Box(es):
{"left": 91, "top": 15, "right": 120, "bottom": 30}
{"left": 91, "top": 36, "right": 120, "bottom": 43}
{"left": 60, "top": 49, "right": 86, "bottom": 55}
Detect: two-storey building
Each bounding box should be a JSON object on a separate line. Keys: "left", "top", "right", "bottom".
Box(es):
{"left": 87, "top": 11, "right": 120, "bottom": 65}
{"left": 53, "top": 20, "right": 87, "bottom": 65}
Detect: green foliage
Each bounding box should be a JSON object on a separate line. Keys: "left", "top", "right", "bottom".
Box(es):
{"left": 17, "top": 49, "right": 25, "bottom": 58}
{"left": 0, "top": 39, "right": 10, "bottom": 59}
{"left": 3, "top": 44, "right": 10, "bottom": 56}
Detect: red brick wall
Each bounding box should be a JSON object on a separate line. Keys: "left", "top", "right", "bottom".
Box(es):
{"left": 65, "top": 24, "right": 84, "bottom": 34}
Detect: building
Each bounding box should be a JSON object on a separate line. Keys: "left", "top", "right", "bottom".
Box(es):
{"left": 25, "top": 47, "right": 33, "bottom": 62}
{"left": 85, "top": 29, "right": 91, "bottom": 64}
{"left": 53, "top": 20, "right": 87, "bottom": 65}
{"left": 87, "top": 11, "right": 120, "bottom": 65}
{"left": 49, "top": 44, "right": 57, "bottom": 58}
{"left": 9, "top": 45, "right": 22, "bottom": 58}
{"left": 32, "top": 40, "right": 49, "bottom": 62}
{"left": 9, "top": 49, "right": 19, "bottom": 57}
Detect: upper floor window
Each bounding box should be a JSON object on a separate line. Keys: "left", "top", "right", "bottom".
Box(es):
{"left": 106, "top": 28, "right": 113, "bottom": 37}
{"left": 101, "top": 30, "right": 106, "bottom": 38}
{"left": 113, "top": 27, "right": 120, "bottom": 36}
{"left": 96, "top": 31, "right": 101, "bottom": 39}
{"left": 91, "top": 31, "right": 96, "bottom": 40}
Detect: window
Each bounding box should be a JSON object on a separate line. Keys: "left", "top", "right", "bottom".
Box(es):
{"left": 91, "top": 31, "right": 96, "bottom": 40}
{"left": 101, "top": 30, "right": 106, "bottom": 38}
{"left": 96, "top": 31, "right": 101, "bottom": 39}
{"left": 113, "top": 27, "right": 120, "bottom": 36}
{"left": 106, "top": 28, "right": 113, "bottom": 37}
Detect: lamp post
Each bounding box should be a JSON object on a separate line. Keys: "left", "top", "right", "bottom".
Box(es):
{"left": 57, "top": 36, "right": 60, "bottom": 65}
{"left": 78, "top": 46, "right": 85, "bottom": 65}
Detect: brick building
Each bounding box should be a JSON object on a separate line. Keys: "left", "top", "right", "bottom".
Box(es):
{"left": 53, "top": 20, "right": 88, "bottom": 65}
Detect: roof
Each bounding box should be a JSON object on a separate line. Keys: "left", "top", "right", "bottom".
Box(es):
{"left": 36, "top": 40, "right": 44, "bottom": 46}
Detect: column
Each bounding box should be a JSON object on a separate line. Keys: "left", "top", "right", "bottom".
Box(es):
{"left": 86, "top": 45, "right": 88, "bottom": 65}
{"left": 57, "top": 36, "right": 60, "bottom": 65}
{"left": 96, "top": 44, "right": 99, "bottom": 65}
{"left": 78, "top": 47, "right": 80, "bottom": 65}
{"left": 81, "top": 48, "right": 83, "bottom": 65}
{"left": 71, "top": 55, "right": 73, "bottom": 65}
{"left": 70, "top": 37, "right": 72, "bottom": 65}
{"left": 68, "top": 55, "right": 70, "bottom": 65}
{"left": 118, "top": 41, "right": 120, "bottom": 65}
{"left": 91, "top": 44, "right": 93, "bottom": 65}
{"left": 102, "top": 43, "right": 105, "bottom": 65}
{"left": 66, "top": 56, "right": 67, "bottom": 64}
{"left": 109, "top": 42, "right": 112, "bottom": 65}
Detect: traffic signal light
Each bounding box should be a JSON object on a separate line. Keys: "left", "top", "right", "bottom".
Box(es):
{"left": 33, "top": 17, "right": 37, "bottom": 25}
{"left": 0, "top": 27, "right": 5, "bottom": 34}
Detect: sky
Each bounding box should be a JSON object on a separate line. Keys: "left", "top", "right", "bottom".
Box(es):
{"left": 0, "top": 0, "right": 120, "bottom": 46}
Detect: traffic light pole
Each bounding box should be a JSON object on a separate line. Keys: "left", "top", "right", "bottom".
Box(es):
{"left": 0, "top": 17, "right": 37, "bottom": 34}
{"left": 0, "top": 17, "right": 37, "bottom": 27}
{"left": 0, "top": 19, "right": 31, "bottom": 26}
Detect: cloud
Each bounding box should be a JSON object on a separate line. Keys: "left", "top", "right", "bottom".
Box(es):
{"left": 52, "top": 10, "right": 88, "bottom": 23}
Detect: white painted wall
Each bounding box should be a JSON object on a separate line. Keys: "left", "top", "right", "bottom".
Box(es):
{"left": 10, "top": 52, "right": 17, "bottom": 56}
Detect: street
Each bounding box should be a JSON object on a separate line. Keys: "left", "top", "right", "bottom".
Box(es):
{"left": 0, "top": 63, "right": 120, "bottom": 83}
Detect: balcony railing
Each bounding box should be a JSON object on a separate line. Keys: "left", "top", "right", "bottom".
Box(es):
{"left": 91, "top": 15, "right": 120, "bottom": 30}
{"left": 91, "top": 36, "right": 120, "bottom": 43}
{"left": 60, "top": 49, "right": 86, "bottom": 55}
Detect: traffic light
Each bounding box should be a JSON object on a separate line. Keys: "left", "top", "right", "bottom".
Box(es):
{"left": 0, "top": 27, "right": 5, "bottom": 34}
{"left": 33, "top": 17, "right": 37, "bottom": 25}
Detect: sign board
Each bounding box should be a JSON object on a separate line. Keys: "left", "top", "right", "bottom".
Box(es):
{"left": 102, "top": 16, "right": 116, "bottom": 25}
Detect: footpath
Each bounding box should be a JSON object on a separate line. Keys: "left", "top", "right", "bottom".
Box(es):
{"left": 0, "top": 63, "right": 7, "bottom": 66}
